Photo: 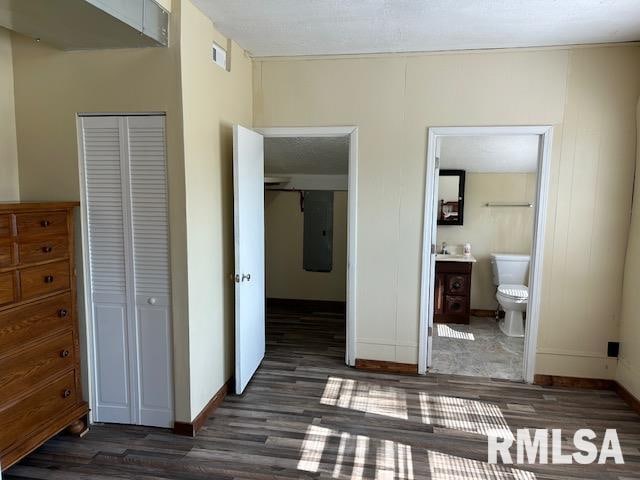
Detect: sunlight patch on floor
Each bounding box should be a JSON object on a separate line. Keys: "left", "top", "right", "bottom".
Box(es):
{"left": 436, "top": 324, "right": 475, "bottom": 341}
{"left": 297, "top": 423, "right": 414, "bottom": 479}
{"left": 419, "top": 393, "right": 514, "bottom": 440}
{"left": 322, "top": 376, "right": 409, "bottom": 420}
{"left": 428, "top": 451, "right": 536, "bottom": 480}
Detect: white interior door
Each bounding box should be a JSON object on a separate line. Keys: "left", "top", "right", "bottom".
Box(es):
{"left": 80, "top": 114, "right": 173, "bottom": 427}
{"left": 127, "top": 116, "right": 174, "bottom": 427}
{"left": 233, "top": 125, "right": 265, "bottom": 394}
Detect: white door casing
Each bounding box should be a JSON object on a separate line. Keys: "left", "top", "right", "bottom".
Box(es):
{"left": 233, "top": 125, "right": 266, "bottom": 394}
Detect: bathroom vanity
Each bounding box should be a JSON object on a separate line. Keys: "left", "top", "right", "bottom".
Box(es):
{"left": 434, "top": 254, "right": 476, "bottom": 324}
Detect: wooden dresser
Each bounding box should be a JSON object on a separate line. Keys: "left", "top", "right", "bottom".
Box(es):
{"left": 0, "top": 203, "right": 89, "bottom": 471}
{"left": 434, "top": 260, "right": 473, "bottom": 324}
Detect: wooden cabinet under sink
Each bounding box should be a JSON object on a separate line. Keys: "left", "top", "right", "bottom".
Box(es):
{"left": 434, "top": 261, "right": 472, "bottom": 324}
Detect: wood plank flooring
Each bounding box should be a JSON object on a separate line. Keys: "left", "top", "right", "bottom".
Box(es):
{"left": 6, "top": 305, "right": 640, "bottom": 479}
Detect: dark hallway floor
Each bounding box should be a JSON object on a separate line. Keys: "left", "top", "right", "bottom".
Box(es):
{"left": 5, "top": 305, "right": 640, "bottom": 479}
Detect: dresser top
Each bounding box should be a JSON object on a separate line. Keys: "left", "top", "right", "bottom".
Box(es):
{"left": 0, "top": 202, "right": 80, "bottom": 212}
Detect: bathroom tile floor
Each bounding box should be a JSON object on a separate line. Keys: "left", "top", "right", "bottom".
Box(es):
{"left": 430, "top": 316, "right": 524, "bottom": 380}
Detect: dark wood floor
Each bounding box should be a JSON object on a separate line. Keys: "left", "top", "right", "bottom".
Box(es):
{"left": 6, "top": 305, "right": 640, "bottom": 479}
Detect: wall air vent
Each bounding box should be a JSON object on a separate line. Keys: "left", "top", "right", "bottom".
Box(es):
{"left": 212, "top": 41, "right": 228, "bottom": 70}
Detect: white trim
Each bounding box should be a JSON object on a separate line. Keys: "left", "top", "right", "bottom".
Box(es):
{"left": 257, "top": 126, "right": 358, "bottom": 366}
{"left": 76, "top": 116, "right": 97, "bottom": 423}
{"left": 418, "top": 125, "right": 553, "bottom": 383}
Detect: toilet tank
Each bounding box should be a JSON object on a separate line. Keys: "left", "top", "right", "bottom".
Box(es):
{"left": 490, "top": 253, "right": 530, "bottom": 286}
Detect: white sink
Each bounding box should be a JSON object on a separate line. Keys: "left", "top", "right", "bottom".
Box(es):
{"left": 436, "top": 253, "right": 477, "bottom": 263}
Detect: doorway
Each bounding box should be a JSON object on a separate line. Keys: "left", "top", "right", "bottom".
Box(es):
{"left": 233, "top": 126, "right": 358, "bottom": 393}
{"left": 418, "top": 126, "right": 553, "bottom": 383}
{"left": 257, "top": 127, "right": 358, "bottom": 366}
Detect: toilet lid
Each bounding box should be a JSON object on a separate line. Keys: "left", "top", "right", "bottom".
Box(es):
{"left": 498, "top": 284, "right": 528, "bottom": 299}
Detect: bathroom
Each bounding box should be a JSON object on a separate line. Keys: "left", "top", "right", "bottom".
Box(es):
{"left": 430, "top": 134, "right": 539, "bottom": 380}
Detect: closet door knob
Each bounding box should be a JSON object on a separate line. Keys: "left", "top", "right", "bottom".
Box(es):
{"left": 60, "top": 349, "right": 70, "bottom": 358}
{"left": 242, "top": 273, "right": 251, "bottom": 282}
{"left": 62, "top": 389, "right": 71, "bottom": 398}
{"left": 44, "top": 275, "right": 54, "bottom": 283}
{"left": 148, "top": 297, "right": 157, "bottom": 305}
{"left": 42, "top": 246, "right": 53, "bottom": 253}
{"left": 41, "top": 220, "right": 50, "bottom": 227}
{"left": 58, "top": 308, "right": 68, "bottom": 318}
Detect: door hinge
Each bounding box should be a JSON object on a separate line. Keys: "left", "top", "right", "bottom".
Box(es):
{"left": 431, "top": 243, "right": 436, "bottom": 254}
{"left": 428, "top": 326, "right": 433, "bottom": 337}
{"left": 435, "top": 157, "right": 440, "bottom": 169}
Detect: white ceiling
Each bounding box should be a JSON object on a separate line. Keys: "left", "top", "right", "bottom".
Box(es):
{"left": 439, "top": 135, "right": 539, "bottom": 173}
{"left": 265, "top": 136, "right": 349, "bottom": 175}
{"left": 191, "top": 0, "right": 640, "bottom": 57}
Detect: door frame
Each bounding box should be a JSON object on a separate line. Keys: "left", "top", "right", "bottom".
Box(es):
{"left": 256, "top": 126, "right": 359, "bottom": 366}
{"left": 418, "top": 125, "right": 553, "bottom": 383}
{"left": 76, "top": 112, "right": 173, "bottom": 424}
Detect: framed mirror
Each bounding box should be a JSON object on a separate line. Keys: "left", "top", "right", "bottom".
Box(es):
{"left": 438, "top": 169, "right": 465, "bottom": 226}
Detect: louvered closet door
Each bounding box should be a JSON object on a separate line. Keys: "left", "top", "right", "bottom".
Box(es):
{"left": 80, "top": 116, "right": 134, "bottom": 424}
{"left": 126, "top": 116, "right": 173, "bottom": 428}
{"left": 80, "top": 115, "right": 173, "bottom": 428}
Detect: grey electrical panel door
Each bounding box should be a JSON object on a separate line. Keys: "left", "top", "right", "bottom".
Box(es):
{"left": 303, "top": 191, "right": 334, "bottom": 272}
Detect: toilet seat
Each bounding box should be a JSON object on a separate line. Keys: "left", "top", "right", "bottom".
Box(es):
{"left": 497, "top": 284, "right": 528, "bottom": 300}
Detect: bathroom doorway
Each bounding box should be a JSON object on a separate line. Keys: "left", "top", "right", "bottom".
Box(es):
{"left": 418, "top": 126, "right": 553, "bottom": 382}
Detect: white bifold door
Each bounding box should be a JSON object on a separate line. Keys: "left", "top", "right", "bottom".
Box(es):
{"left": 79, "top": 115, "right": 173, "bottom": 427}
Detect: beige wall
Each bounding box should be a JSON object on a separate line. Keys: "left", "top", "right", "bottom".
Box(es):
{"left": 618, "top": 97, "right": 640, "bottom": 399}
{"left": 254, "top": 45, "right": 640, "bottom": 378}
{"left": 10, "top": 0, "right": 252, "bottom": 422}
{"left": 10, "top": 7, "right": 191, "bottom": 419}
{"left": 0, "top": 28, "right": 19, "bottom": 201}
{"left": 437, "top": 173, "right": 536, "bottom": 310}
{"left": 265, "top": 190, "right": 347, "bottom": 302}
{"left": 179, "top": 0, "right": 253, "bottom": 418}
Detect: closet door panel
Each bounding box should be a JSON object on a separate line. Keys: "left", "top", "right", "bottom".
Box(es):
{"left": 127, "top": 116, "right": 173, "bottom": 427}
{"left": 80, "top": 116, "right": 133, "bottom": 424}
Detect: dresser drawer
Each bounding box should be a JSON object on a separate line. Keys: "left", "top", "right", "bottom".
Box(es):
{"left": 0, "top": 240, "right": 16, "bottom": 268}
{"left": 19, "top": 261, "right": 70, "bottom": 300}
{"left": 16, "top": 211, "right": 68, "bottom": 238}
{"left": 0, "top": 215, "right": 12, "bottom": 237}
{"left": 0, "top": 293, "right": 72, "bottom": 352}
{"left": 0, "top": 272, "right": 16, "bottom": 307}
{"left": 0, "top": 371, "right": 77, "bottom": 452}
{"left": 0, "top": 331, "right": 74, "bottom": 405}
{"left": 19, "top": 237, "right": 69, "bottom": 265}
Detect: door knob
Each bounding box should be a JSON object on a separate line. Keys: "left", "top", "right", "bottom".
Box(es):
{"left": 148, "top": 297, "right": 157, "bottom": 305}
{"left": 242, "top": 273, "right": 251, "bottom": 282}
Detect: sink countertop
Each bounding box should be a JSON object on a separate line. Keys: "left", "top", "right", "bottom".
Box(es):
{"left": 435, "top": 253, "right": 477, "bottom": 263}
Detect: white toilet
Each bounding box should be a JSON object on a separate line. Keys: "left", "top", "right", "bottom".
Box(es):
{"left": 490, "top": 253, "right": 530, "bottom": 337}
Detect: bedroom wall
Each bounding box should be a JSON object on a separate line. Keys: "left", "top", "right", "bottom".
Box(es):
{"left": 254, "top": 45, "right": 640, "bottom": 378}
{"left": 0, "top": 27, "right": 19, "bottom": 201}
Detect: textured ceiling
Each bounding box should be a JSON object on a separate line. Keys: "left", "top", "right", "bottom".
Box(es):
{"left": 191, "top": 0, "right": 640, "bottom": 57}
{"left": 265, "top": 137, "right": 349, "bottom": 174}
{"left": 440, "top": 135, "right": 539, "bottom": 173}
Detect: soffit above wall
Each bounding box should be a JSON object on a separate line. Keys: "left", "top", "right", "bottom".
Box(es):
{"left": 440, "top": 135, "right": 539, "bottom": 173}
{"left": 191, "top": 0, "right": 640, "bottom": 57}
{"left": 265, "top": 136, "right": 349, "bottom": 175}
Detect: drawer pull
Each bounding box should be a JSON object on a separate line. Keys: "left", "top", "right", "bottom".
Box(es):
{"left": 61, "top": 349, "right": 70, "bottom": 358}
{"left": 42, "top": 246, "right": 53, "bottom": 253}
{"left": 44, "top": 275, "right": 54, "bottom": 283}
{"left": 62, "top": 389, "right": 72, "bottom": 398}
{"left": 452, "top": 281, "right": 462, "bottom": 289}
{"left": 41, "top": 220, "right": 51, "bottom": 227}
{"left": 58, "top": 308, "right": 68, "bottom": 318}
